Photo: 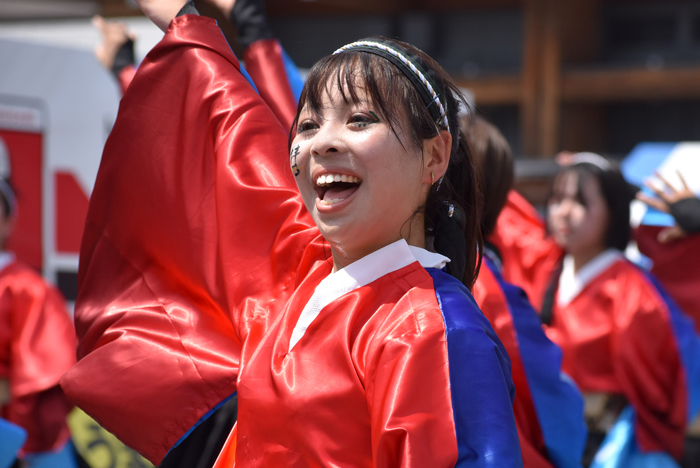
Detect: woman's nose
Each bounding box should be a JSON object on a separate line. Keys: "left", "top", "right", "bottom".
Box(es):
{"left": 310, "top": 122, "right": 342, "bottom": 156}
{"left": 558, "top": 199, "right": 576, "bottom": 218}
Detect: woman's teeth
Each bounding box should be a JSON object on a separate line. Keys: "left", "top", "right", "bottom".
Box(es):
{"left": 316, "top": 174, "right": 361, "bottom": 186}
{"left": 321, "top": 198, "right": 344, "bottom": 206}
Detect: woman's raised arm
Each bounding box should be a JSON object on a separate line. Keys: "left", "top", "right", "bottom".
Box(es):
{"left": 61, "top": 13, "right": 314, "bottom": 464}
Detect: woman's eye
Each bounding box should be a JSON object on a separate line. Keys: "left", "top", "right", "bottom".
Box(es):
{"left": 297, "top": 120, "right": 318, "bottom": 133}
{"left": 350, "top": 112, "right": 380, "bottom": 128}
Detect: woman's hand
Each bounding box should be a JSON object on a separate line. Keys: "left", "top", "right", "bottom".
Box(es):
{"left": 93, "top": 16, "right": 134, "bottom": 71}
{"left": 637, "top": 171, "right": 699, "bottom": 243}
{"left": 134, "top": 0, "right": 188, "bottom": 32}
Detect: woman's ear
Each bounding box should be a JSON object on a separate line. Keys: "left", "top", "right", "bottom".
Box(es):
{"left": 422, "top": 130, "right": 452, "bottom": 185}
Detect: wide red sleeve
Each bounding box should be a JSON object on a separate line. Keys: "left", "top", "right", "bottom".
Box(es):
{"left": 610, "top": 270, "right": 687, "bottom": 459}
{"left": 634, "top": 225, "right": 700, "bottom": 331}
{"left": 60, "top": 15, "right": 315, "bottom": 464}
{"left": 489, "top": 190, "right": 562, "bottom": 310}
{"left": 0, "top": 262, "right": 75, "bottom": 454}
{"left": 244, "top": 39, "right": 299, "bottom": 130}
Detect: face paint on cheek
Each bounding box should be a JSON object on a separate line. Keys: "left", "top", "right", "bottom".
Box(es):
{"left": 290, "top": 144, "right": 301, "bottom": 177}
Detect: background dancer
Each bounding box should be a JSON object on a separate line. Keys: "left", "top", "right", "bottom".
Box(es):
{"left": 465, "top": 114, "right": 586, "bottom": 468}
{"left": 0, "top": 179, "right": 81, "bottom": 467}
{"left": 541, "top": 154, "right": 700, "bottom": 466}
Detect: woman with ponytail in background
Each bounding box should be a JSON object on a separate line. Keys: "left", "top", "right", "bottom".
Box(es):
{"left": 542, "top": 154, "right": 700, "bottom": 467}
{"left": 464, "top": 115, "right": 586, "bottom": 468}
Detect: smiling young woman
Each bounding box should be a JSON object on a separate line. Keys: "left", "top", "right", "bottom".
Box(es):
{"left": 60, "top": 2, "right": 522, "bottom": 467}
{"left": 540, "top": 155, "right": 700, "bottom": 465}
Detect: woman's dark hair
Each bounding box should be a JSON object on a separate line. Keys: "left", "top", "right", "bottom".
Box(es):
{"left": 460, "top": 114, "right": 513, "bottom": 238}
{"left": 0, "top": 178, "right": 14, "bottom": 220}
{"left": 290, "top": 37, "right": 482, "bottom": 287}
{"left": 549, "top": 160, "right": 634, "bottom": 251}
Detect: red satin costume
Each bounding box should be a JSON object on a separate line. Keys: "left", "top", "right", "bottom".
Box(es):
{"left": 634, "top": 225, "right": 700, "bottom": 332}
{"left": 473, "top": 266, "right": 552, "bottom": 468}
{"left": 488, "top": 191, "right": 562, "bottom": 310}
{"left": 489, "top": 190, "right": 693, "bottom": 459}
{"left": 61, "top": 16, "right": 522, "bottom": 467}
{"left": 545, "top": 253, "right": 688, "bottom": 459}
{"left": 0, "top": 255, "right": 76, "bottom": 455}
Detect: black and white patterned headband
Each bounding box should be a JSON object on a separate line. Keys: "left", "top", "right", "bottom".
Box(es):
{"left": 333, "top": 39, "right": 451, "bottom": 134}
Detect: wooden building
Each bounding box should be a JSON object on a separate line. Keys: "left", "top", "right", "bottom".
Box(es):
{"left": 5, "top": 0, "right": 700, "bottom": 200}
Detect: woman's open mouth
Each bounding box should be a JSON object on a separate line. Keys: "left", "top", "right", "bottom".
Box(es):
{"left": 315, "top": 173, "right": 362, "bottom": 206}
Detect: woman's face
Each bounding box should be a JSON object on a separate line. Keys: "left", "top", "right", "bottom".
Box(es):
{"left": 290, "top": 84, "right": 433, "bottom": 265}
{"left": 547, "top": 170, "right": 610, "bottom": 257}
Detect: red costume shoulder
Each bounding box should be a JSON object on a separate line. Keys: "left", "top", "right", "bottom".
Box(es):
{"left": 489, "top": 190, "right": 562, "bottom": 310}
{"left": 547, "top": 258, "right": 686, "bottom": 459}
{"left": 0, "top": 258, "right": 75, "bottom": 454}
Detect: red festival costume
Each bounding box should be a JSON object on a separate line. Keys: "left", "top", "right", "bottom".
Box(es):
{"left": 0, "top": 254, "right": 76, "bottom": 455}
{"left": 61, "top": 16, "right": 522, "bottom": 467}
{"left": 473, "top": 254, "right": 586, "bottom": 468}
{"left": 545, "top": 251, "right": 691, "bottom": 459}
{"left": 244, "top": 33, "right": 583, "bottom": 468}
{"left": 634, "top": 225, "right": 700, "bottom": 331}
{"left": 489, "top": 190, "right": 562, "bottom": 310}
{"left": 244, "top": 38, "right": 298, "bottom": 129}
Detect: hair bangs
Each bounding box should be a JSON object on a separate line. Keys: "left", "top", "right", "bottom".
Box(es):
{"left": 291, "top": 50, "right": 424, "bottom": 150}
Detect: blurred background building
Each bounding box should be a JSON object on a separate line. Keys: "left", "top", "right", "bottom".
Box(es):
{"left": 2, "top": 0, "right": 700, "bottom": 297}
{"left": 6, "top": 0, "right": 700, "bottom": 157}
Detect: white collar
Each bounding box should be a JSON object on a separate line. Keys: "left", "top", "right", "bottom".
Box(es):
{"left": 408, "top": 245, "right": 450, "bottom": 270}
{"left": 0, "top": 251, "right": 15, "bottom": 273}
{"left": 288, "top": 239, "right": 449, "bottom": 351}
{"left": 557, "top": 249, "right": 623, "bottom": 307}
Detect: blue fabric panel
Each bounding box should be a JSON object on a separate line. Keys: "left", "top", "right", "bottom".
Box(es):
{"left": 621, "top": 142, "right": 677, "bottom": 227}
{"left": 621, "top": 142, "right": 676, "bottom": 188}
{"left": 485, "top": 258, "right": 587, "bottom": 468}
{"left": 427, "top": 268, "right": 523, "bottom": 468}
{"left": 590, "top": 406, "right": 680, "bottom": 468}
{"left": 22, "top": 441, "right": 80, "bottom": 468}
{"left": 280, "top": 47, "right": 304, "bottom": 104}
{"left": 215, "top": 23, "right": 259, "bottom": 94}
{"left": 0, "top": 418, "right": 26, "bottom": 468}
{"left": 642, "top": 272, "right": 700, "bottom": 420}
{"left": 169, "top": 392, "right": 236, "bottom": 453}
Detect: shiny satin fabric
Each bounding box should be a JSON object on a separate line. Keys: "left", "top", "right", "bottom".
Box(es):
{"left": 545, "top": 259, "right": 687, "bottom": 460}
{"left": 634, "top": 225, "right": 700, "bottom": 332}
{"left": 61, "top": 15, "right": 317, "bottom": 462}
{"left": 473, "top": 264, "right": 550, "bottom": 468}
{"left": 218, "top": 261, "right": 478, "bottom": 467}
{"left": 0, "top": 260, "right": 75, "bottom": 454}
{"left": 474, "top": 259, "right": 587, "bottom": 468}
{"left": 61, "top": 16, "right": 521, "bottom": 467}
{"left": 489, "top": 190, "right": 563, "bottom": 311}
{"left": 244, "top": 38, "right": 298, "bottom": 130}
